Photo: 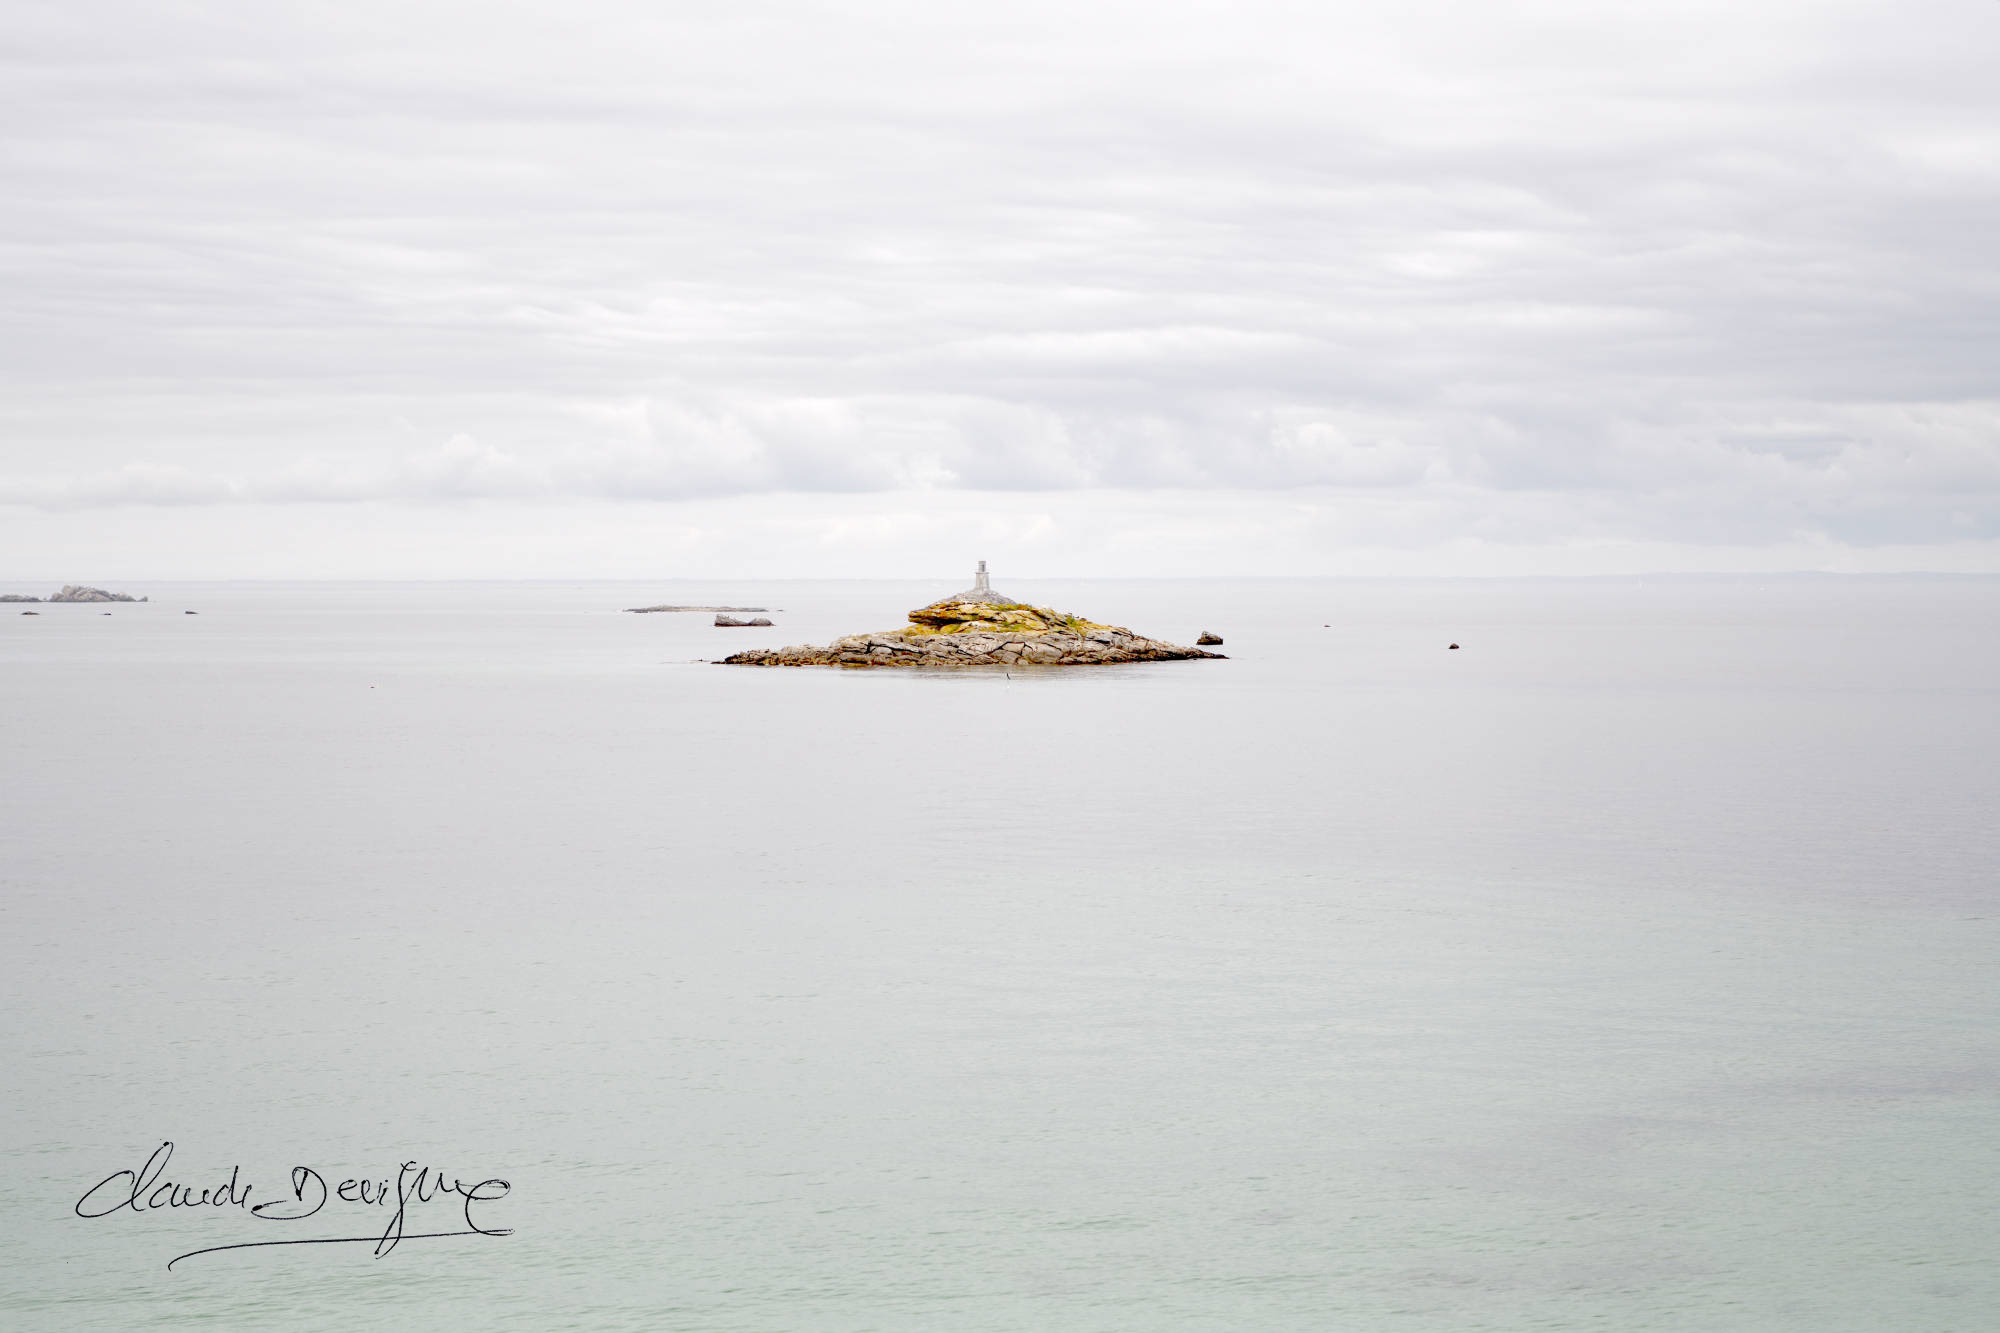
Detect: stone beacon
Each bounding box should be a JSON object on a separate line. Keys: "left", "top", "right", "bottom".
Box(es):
{"left": 717, "top": 559, "right": 1225, "bottom": 669}
{"left": 947, "top": 560, "right": 1013, "bottom": 606}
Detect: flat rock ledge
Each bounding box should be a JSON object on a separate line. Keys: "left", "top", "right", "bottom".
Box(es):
{"left": 626, "top": 604, "right": 769, "bottom": 614}
{"left": 721, "top": 598, "right": 1225, "bottom": 668}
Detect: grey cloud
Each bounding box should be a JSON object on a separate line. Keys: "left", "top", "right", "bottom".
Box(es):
{"left": 1, "top": 0, "right": 1997, "bottom": 558}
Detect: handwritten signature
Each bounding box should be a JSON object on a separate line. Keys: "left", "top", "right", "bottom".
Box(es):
{"left": 75, "top": 1142, "right": 512, "bottom": 1270}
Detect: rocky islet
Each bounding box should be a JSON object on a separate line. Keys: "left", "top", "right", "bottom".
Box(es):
{"left": 721, "top": 564, "right": 1223, "bottom": 669}
{"left": 3, "top": 585, "right": 146, "bottom": 603}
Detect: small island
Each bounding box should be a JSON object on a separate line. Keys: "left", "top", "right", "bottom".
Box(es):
{"left": 721, "top": 562, "right": 1224, "bottom": 668}
{"left": 3, "top": 585, "right": 147, "bottom": 603}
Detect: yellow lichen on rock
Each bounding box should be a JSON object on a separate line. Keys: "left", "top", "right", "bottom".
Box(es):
{"left": 902, "top": 599, "right": 1112, "bottom": 636}
{"left": 718, "top": 571, "right": 1222, "bottom": 668}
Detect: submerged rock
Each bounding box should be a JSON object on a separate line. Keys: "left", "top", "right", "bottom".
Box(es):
{"left": 721, "top": 565, "right": 1224, "bottom": 669}
{"left": 1196, "top": 631, "right": 1223, "bottom": 645}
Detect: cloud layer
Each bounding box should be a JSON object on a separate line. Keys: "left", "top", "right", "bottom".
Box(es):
{"left": 3, "top": 0, "right": 1997, "bottom": 568}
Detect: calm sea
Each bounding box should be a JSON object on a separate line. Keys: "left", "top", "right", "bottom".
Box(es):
{"left": 4, "top": 577, "right": 1997, "bottom": 1331}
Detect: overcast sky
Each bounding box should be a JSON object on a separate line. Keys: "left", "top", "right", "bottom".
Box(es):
{"left": 3, "top": 0, "right": 1997, "bottom": 577}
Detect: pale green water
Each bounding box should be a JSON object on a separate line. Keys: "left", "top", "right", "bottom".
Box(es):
{"left": 3, "top": 577, "right": 1997, "bottom": 1330}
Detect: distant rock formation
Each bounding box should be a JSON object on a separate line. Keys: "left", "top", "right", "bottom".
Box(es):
{"left": 48, "top": 585, "right": 145, "bottom": 603}
{"left": 1196, "top": 632, "right": 1223, "bottom": 645}
{"left": 714, "top": 615, "right": 774, "bottom": 627}
{"left": 626, "top": 604, "right": 770, "bottom": 614}
{"left": 7, "top": 586, "right": 148, "bottom": 602}
{"left": 721, "top": 562, "right": 1223, "bottom": 669}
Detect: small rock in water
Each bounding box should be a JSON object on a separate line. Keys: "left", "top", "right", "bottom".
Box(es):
{"left": 184, "top": 610, "right": 198, "bottom": 615}
{"left": 1448, "top": 643, "right": 1460, "bottom": 649}
{"left": 21, "top": 610, "right": 38, "bottom": 615}
{"left": 1195, "top": 631, "right": 1224, "bottom": 645}
{"left": 715, "top": 614, "right": 775, "bottom": 627}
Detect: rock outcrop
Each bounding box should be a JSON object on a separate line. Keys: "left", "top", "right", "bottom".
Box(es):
{"left": 1196, "top": 631, "right": 1223, "bottom": 645}
{"left": 715, "top": 615, "right": 775, "bottom": 627}
{"left": 48, "top": 585, "right": 145, "bottom": 602}
{"left": 722, "top": 597, "right": 1224, "bottom": 668}
{"left": 0, "top": 594, "right": 40, "bottom": 603}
